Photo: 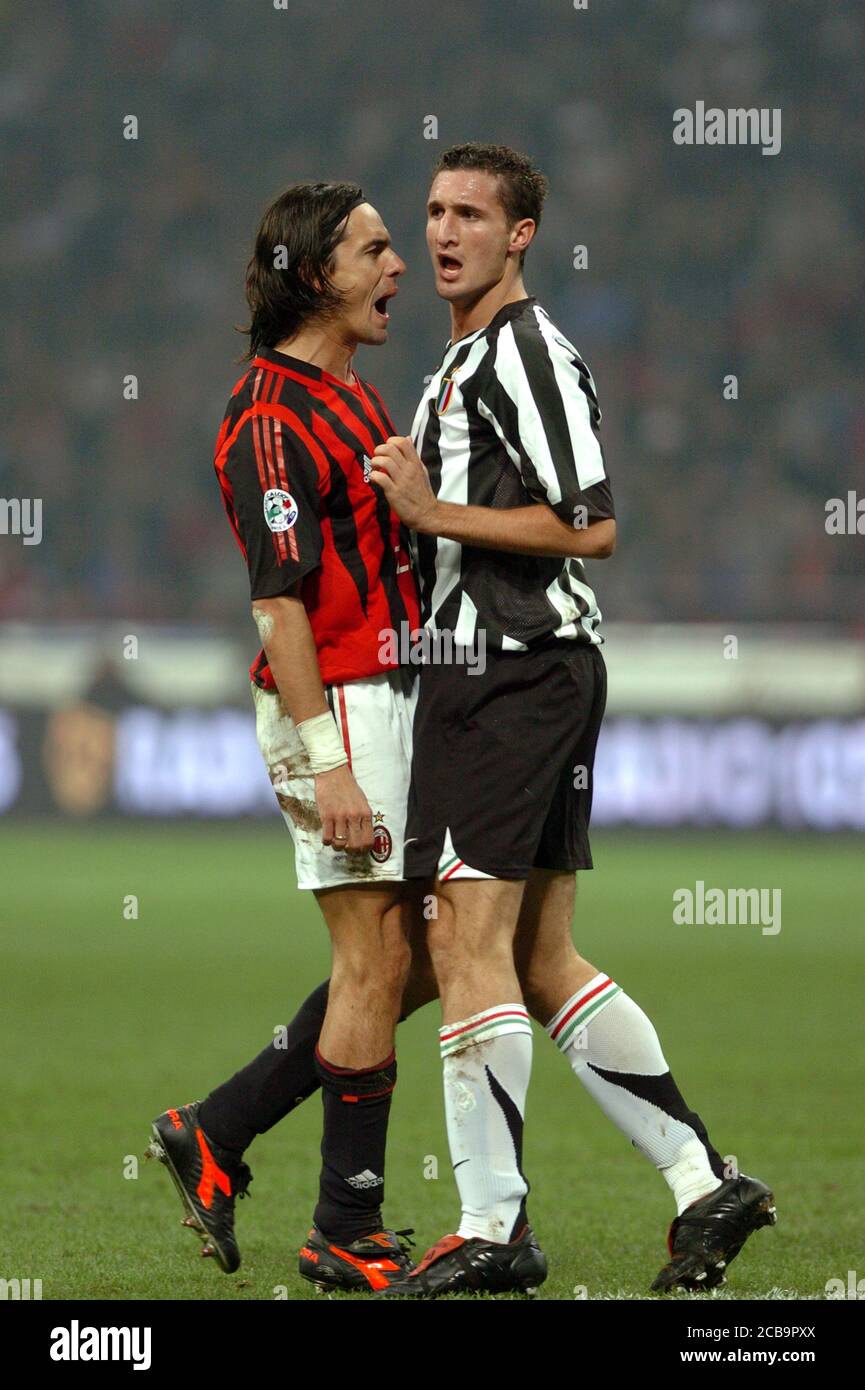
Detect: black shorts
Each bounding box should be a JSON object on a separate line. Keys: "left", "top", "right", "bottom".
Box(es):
{"left": 404, "top": 640, "right": 607, "bottom": 881}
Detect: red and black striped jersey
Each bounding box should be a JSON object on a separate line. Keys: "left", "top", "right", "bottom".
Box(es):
{"left": 214, "top": 347, "right": 420, "bottom": 689}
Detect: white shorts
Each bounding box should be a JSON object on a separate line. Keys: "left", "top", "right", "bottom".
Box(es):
{"left": 252, "top": 669, "right": 418, "bottom": 891}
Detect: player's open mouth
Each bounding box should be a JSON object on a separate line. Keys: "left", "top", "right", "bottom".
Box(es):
{"left": 438, "top": 254, "right": 462, "bottom": 278}
{"left": 373, "top": 291, "right": 396, "bottom": 322}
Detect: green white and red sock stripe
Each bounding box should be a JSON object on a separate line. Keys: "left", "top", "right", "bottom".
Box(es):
{"left": 440, "top": 1003, "right": 532, "bottom": 1059}
{"left": 545, "top": 974, "right": 622, "bottom": 1051}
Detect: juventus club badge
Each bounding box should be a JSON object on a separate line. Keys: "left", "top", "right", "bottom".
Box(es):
{"left": 434, "top": 371, "right": 458, "bottom": 416}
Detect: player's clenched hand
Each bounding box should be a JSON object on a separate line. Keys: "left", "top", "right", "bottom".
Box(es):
{"left": 369, "top": 436, "right": 439, "bottom": 533}
{"left": 315, "top": 764, "right": 374, "bottom": 853}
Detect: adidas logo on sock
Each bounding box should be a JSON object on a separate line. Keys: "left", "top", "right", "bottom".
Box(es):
{"left": 345, "top": 1169, "right": 383, "bottom": 1189}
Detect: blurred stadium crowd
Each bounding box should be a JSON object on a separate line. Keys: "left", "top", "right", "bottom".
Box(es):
{"left": 2, "top": 0, "right": 862, "bottom": 630}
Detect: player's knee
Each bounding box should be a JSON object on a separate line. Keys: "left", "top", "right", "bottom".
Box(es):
{"left": 369, "top": 921, "right": 412, "bottom": 1002}
{"left": 425, "top": 914, "right": 459, "bottom": 977}
{"left": 401, "top": 962, "right": 439, "bottom": 1016}
{"left": 518, "top": 954, "right": 568, "bottom": 1021}
{"left": 383, "top": 929, "right": 412, "bottom": 995}
{"left": 427, "top": 921, "right": 513, "bottom": 993}
{"left": 332, "top": 929, "right": 408, "bottom": 1004}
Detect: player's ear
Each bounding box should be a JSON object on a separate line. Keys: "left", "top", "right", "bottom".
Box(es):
{"left": 509, "top": 218, "right": 535, "bottom": 257}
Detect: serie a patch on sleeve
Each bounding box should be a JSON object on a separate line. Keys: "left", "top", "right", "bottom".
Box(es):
{"left": 263, "top": 488, "right": 298, "bottom": 532}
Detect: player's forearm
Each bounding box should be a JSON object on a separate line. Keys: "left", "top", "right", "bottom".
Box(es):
{"left": 251, "top": 593, "right": 329, "bottom": 725}
{"left": 418, "top": 500, "right": 616, "bottom": 559}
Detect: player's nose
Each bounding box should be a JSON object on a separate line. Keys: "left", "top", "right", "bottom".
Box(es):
{"left": 436, "top": 216, "right": 459, "bottom": 248}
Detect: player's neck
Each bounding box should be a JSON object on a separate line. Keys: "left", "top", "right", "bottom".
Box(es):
{"left": 273, "top": 323, "right": 357, "bottom": 385}
{"left": 449, "top": 272, "right": 529, "bottom": 342}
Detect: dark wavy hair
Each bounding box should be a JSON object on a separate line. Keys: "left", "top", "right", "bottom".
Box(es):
{"left": 241, "top": 181, "right": 363, "bottom": 359}
{"left": 431, "top": 143, "right": 548, "bottom": 267}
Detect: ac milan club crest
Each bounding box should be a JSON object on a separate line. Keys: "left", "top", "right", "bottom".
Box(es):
{"left": 371, "top": 813, "right": 392, "bottom": 863}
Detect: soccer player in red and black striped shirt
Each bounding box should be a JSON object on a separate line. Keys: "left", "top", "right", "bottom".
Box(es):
{"left": 149, "top": 184, "right": 436, "bottom": 1291}
{"left": 214, "top": 289, "right": 418, "bottom": 695}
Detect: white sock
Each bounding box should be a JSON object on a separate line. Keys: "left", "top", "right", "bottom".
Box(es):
{"left": 440, "top": 1003, "right": 533, "bottom": 1242}
{"left": 546, "top": 975, "right": 723, "bottom": 1215}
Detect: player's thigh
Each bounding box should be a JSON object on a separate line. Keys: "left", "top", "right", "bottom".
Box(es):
{"left": 315, "top": 881, "right": 410, "bottom": 990}
{"left": 428, "top": 875, "right": 526, "bottom": 966}
{"left": 514, "top": 867, "right": 598, "bottom": 993}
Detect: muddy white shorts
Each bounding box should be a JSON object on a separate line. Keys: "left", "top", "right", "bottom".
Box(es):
{"left": 252, "top": 668, "right": 418, "bottom": 891}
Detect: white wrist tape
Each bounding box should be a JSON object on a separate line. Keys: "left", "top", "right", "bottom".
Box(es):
{"left": 296, "top": 709, "right": 349, "bottom": 774}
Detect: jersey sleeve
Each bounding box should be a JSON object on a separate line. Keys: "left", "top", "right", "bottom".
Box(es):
{"left": 222, "top": 412, "right": 324, "bottom": 599}
{"left": 478, "top": 315, "right": 615, "bottom": 526}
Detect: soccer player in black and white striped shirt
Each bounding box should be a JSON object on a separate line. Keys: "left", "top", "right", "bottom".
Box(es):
{"left": 372, "top": 145, "right": 775, "bottom": 1296}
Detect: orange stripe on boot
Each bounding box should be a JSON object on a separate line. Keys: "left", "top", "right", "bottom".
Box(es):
{"left": 328, "top": 1245, "right": 400, "bottom": 1291}
{"left": 195, "top": 1129, "right": 233, "bottom": 1209}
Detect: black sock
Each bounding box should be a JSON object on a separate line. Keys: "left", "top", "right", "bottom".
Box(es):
{"left": 313, "top": 1046, "right": 397, "bottom": 1244}
{"left": 198, "top": 981, "right": 330, "bottom": 1153}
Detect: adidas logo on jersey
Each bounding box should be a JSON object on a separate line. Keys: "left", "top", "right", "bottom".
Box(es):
{"left": 346, "top": 1168, "right": 384, "bottom": 1189}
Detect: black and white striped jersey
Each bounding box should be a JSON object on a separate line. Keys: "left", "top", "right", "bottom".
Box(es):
{"left": 411, "top": 297, "right": 614, "bottom": 651}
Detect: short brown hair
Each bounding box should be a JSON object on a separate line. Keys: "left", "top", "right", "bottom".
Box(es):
{"left": 431, "top": 143, "right": 549, "bottom": 265}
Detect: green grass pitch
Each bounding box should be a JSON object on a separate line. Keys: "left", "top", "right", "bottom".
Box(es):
{"left": 2, "top": 824, "right": 861, "bottom": 1301}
